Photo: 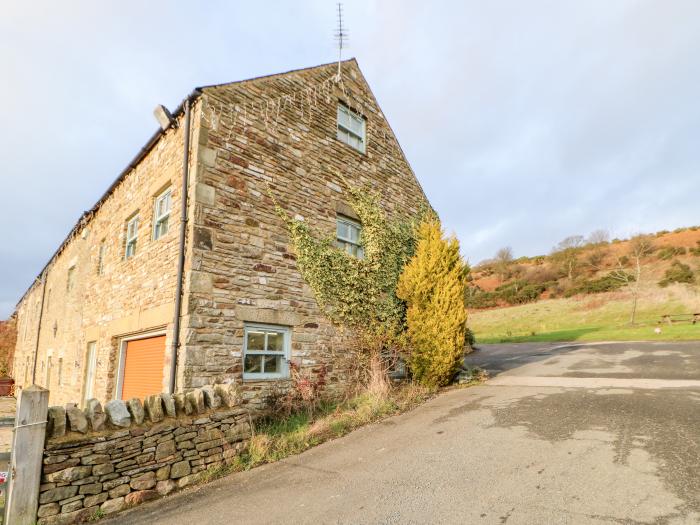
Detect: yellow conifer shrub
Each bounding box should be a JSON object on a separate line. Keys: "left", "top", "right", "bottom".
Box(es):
{"left": 397, "top": 219, "right": 470, "bottom": 387}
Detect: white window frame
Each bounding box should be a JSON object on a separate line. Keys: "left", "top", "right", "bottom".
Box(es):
{"left": 152, "top": 187, "right": 172, "bottom": 240}
{"left": 337, "top": 104, "right": 366, "bottom": 153}
{"left": 125, "top": 214, "right": 139, "bottom": 259}
{"left": 82, "top": 341, "right": 97, "bottom": 407}
{"left": 336, "top": 215, "right": 364, "bottom": 258}
{"left": 243, "top": 324, "right": 291, "bottom": 380}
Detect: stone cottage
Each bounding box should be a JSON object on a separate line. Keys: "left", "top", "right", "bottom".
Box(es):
{"left": 12, "top": 59, "right": 429, "bottom": 407}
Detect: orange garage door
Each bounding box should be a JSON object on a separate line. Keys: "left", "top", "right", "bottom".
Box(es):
{"left": 121, "top": 335, "right": 166, "bottom": 401}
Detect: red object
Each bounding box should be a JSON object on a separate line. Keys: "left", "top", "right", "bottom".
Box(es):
{"left": 0, "top": 378, "right": 14, "bottom": 397}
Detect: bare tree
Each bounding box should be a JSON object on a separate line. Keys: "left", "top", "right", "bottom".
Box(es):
{"left": 587, "top": 229, "right": 610, "bottom": 245}
{"left": 624, "top": 235, "right": 654, "bottom": 323}
{"left": 551, "top": 235, "right": 585, "bottom": 280}
{"left": 555, "top": 235, "right": 585, "bottom": 251}
{"left": 495, "top": 247, "right": 513, "bottom": 264}
{"left": 494, "top": 246, "right": 514, "bottom": 279}
{"left": 593, "top": 234, "right": 655, "bottom": 324}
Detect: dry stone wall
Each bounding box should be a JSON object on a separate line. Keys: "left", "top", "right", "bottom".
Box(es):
{"left": 36, "top": 382, "right": 250, "bottom": 524}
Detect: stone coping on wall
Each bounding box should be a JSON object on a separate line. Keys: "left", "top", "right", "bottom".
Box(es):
{"left": 46, "top": 383, "right": 241, "bottom": 440}
{"left": 37, "top": 383, "right": 252, "bottom": 524}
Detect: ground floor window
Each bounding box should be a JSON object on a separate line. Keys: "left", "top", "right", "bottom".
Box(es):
{"left": 243, "top": 324, "right": 290, "bottom": 379}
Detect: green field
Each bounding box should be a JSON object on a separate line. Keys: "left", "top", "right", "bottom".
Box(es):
{"left": 469, "top": 286, "right": 700, "bottom": 343}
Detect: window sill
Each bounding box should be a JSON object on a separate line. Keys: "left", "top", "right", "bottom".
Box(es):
{"left": 335, "top": 137, "right": 366, "bottom": 156}
{"left": 242, "top": 375, "right": 290, "bottom": 382}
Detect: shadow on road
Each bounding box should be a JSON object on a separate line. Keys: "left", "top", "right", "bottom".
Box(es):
{"left": 464, "top": 342, "right": 586, "bottom": 375}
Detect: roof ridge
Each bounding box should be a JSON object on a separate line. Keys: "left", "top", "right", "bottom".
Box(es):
{"left": 196, "top": 58, "right": 357, "bottom": 91}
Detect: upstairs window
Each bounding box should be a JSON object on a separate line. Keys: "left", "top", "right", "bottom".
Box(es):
{"left": 125, "top": 214, "right": 139, "bottom": 259}
{"left": 336, "top": 215, "right": 363, "bottom": 258}
{"left": 66, "top": 267, "right": 75, "bottom": 292}
{"left": 153, "top": 188, "right": 172, "bottom": 240}
{"left": 337, "top": 104, "right": 366, "bottom": 153}
{"left": 243, "top": 324, "right": 290, "bottom": 380}
{"left": 97, "top": 240, "right": 106, "bottom": 275}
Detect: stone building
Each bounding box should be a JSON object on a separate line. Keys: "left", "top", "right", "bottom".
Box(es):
{"left": 12, "top": 59, "right": 429, "bottom": 406}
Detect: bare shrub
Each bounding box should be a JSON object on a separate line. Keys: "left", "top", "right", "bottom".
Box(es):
{"left": 267, "top": 362, "right": 328, "bottom": 418}
{"left": 523, "top": 265, "right": 559, "bottom": 285}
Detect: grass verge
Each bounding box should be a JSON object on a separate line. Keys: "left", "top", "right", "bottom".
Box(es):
{"left": 469, "top": 288, "right": 700, "bottom": 343}
{"left": 238, "top": 384, "right": 435, "bottom": 470}
{"left": 195, "top": 384, "right": 438, "bottom": 484}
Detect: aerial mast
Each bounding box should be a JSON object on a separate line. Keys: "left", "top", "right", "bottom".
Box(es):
{"left": 334, "top": 3, "right": 348, "bottom": 81}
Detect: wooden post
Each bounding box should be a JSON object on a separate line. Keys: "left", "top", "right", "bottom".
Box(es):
{"left": 5, "top": 385, "right": 49, "bottom": 525}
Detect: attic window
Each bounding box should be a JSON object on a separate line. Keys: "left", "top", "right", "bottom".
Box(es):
{"left": 337, "top": 104, "right": 366, "bottom": 153}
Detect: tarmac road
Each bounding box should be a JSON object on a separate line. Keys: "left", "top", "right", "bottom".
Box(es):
{"left": 106, "top": 341, "right": 700, "bottom": 524}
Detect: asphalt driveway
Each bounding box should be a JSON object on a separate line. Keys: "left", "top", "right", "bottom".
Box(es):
{"left": 107, "top": 341, "right": 700, "bottom": 524}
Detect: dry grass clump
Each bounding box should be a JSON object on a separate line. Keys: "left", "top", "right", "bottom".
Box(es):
{"left": 234, "top": 384, "right": 435, "bottom": 472}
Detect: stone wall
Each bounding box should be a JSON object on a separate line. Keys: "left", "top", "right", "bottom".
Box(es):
{"left": 12, "top": 103, "right": 203, "bottom": 405}
{"left": 182, "top": 59, "right": 429, "bottom": 396}
{"left": 36, "top": 382, "right": 250, "bottom": 524}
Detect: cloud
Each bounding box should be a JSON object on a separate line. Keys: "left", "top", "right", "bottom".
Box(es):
{"left": 1, "top": 1, "right": 699, "bottom": 317}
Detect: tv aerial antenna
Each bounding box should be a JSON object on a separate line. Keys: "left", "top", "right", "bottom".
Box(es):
{"left": 334, "top": 3, "right": 348, "bottom": 81}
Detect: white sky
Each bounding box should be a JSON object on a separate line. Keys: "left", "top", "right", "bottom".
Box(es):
{"left": 1, "top": 0, "right": 699, "bottom": 317}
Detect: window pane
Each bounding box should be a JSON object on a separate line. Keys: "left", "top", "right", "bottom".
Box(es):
{"left": 337, "top": 221, "right": 348, "bottom": 239}
{"left": 338, "top": 106, "right": 350, "bottom": 128}
{"left": 263, "top": 355, "right": 280, "bottom": 373}
{"left": 156, "top": 217, "right": 168, "bottom": 239}
{"left": 348, "top": 224, "right": 359, "bottom": 242}
{"left": 350, "top": 116, "right": 363, "bottom": 134}
{"left": 244, "top": 355, "right": 262, "bottom": 373}
{"left": 266, "top": 332, "right": 284, "bottom": 351}
{"left": 247, "top": 331, "right": 265, "bottom": 351}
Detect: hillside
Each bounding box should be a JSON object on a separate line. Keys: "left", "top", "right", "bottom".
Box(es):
{"left": 468, "top": 227, "right": 700, "bottom": 343}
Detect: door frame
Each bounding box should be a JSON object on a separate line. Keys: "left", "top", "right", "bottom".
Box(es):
{"left": 115, "top": 329, "right": 167, "bottom": 400}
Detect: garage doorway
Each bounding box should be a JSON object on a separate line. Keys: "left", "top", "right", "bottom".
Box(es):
{"left": 118, "top": 333, "right": 166, "bottom": 401}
